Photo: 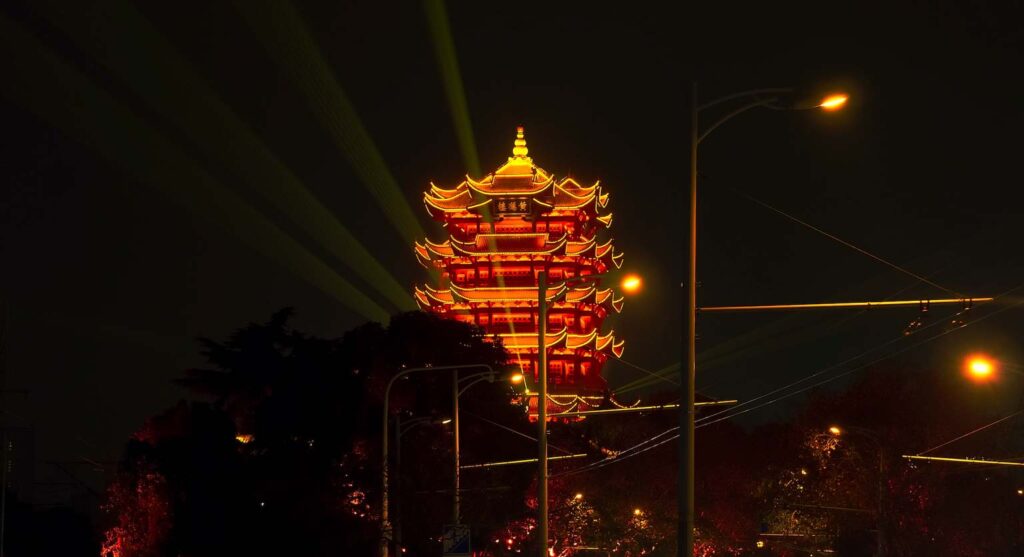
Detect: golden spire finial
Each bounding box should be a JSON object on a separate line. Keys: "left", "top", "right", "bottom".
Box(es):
{"left": 512, "top": 125, "right": 528, "bottom": 158}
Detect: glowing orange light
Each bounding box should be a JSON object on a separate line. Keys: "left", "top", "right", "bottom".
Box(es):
{"left": 633, "top": 508, "right": 642, "bottom": 516}
{"left": 756, "top": 540, "right": 765, "bottom": 548}
{"left": 621, "top": 274, "right": 642, "bottom": 294}
{"left": 828, "top": 426, "right": 842, "bottom": 436}
{"left": 235, "top": 434, "right": 253, "bottom": 444}
{"left": 1017, "top": 489, "right": 1023, "bottom": 496}
{"left": 574, "top": 492, "right": 583, "bottom": 500}
{"left": 799, "top": 468, "right": 808, "bottom": 476}
{"left": 965, "top": 354, "right": 997, "bottom": 382}
{"left": 510, "top": 373, "right": 525, "bottom": 384}
{"left": 819, "top": 93, "right": 848, "bottom": 111}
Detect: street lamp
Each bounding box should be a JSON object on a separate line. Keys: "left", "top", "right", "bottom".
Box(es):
{"left": 393, "top": 413, "right": 451, "bottom": 556}
{"left": 964, "top": 353, "right": 998, "bottom": 382}
{"left": 621, "top": 273, "right": 643, "bottom": 294}
{"left": 679, "top": 84, "right": 846, "bottom": 556}
{"left": 380, "top": 363, "right": 494, "bottom": 557}
{"left": 452, "top": 369, "right": 524, "bottom": 526}
{"left": 827, "top": 425, "right": 886, "bottom": 556}
{"left": 535, "top": 270, "right": 641, "bottom": 556}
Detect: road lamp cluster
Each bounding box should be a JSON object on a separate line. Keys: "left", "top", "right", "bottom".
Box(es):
{"left": 379, "top": 364, "right": 523, "bottom": 557}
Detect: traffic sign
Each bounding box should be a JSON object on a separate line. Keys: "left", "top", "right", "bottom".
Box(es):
{"left": 442, "top": 524, "right": 470, "bottom": 556}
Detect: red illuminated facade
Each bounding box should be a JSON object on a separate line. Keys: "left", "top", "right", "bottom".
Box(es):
{"left": 415, "top": 127, "right": 624, "bottom": 410}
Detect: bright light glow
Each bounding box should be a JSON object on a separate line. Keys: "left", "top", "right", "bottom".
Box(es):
{"left": 819, "top": 93, "right": 848, "bottom": 111}
{"left": 828, "top": 426, "right": 842, "bottom": 436}
{"left": 756, "top": 540, "right": 765, "bottom": 548}
{"left": 1017, "top": 489, "right": 1023, "bottom": 496}
{"left": 510, "top": 373, "right": 524, "bottom": 384}
{"left": 441, "top": 418, "right": 453, "bottom": 424}
{"left": 965, "top": 354, "right": 997, "bottom": 382}
{"left": 633, "top": 508, "right": 642, "bottom": 516}
{"left": 574, "top": 492, "right": 583, "bottom": 500}
{"left": 800, "top": 468, "right": 808, "bottom": 476}
{"left": 621, "top": 274, "right": 642, "bottom": 294}
{"left": 235, "top": 434, "right": 253, "bottom": 444}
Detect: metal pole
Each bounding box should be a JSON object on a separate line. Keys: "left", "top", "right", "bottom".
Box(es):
{"left": 537, "top": 271, "right": 549, "bottom": 557}
{"left": 679, "top": 79, "right": 698, "bottom": 557}
{"left": 878, "top": 449, "right": 886, "bottom": 556}
{"left": 381, "top": 387, "right": 393, "bottom": 557}
{"left": 453, "top": 370, "right": 461, "bottom": 525}
{"left": 393, "top": 417, "right": 402, "bottom": 557}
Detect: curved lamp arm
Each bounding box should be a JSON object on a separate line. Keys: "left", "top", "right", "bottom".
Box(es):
{"left": 697, "top": 87, "right": 793, "bottom": 112}
{"left": 698, "top": 97, "right": 782, "bottom": 145}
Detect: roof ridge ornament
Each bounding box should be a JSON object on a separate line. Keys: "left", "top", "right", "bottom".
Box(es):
{"left": 512, "top": 125, "right": 529, "bottom": 158}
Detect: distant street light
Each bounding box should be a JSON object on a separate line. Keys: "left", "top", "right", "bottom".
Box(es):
{"left": 393, "top": 413, "right": 451, "bottom": 555}
{"left": 827, "top": 425, "right": 886, "bottom": 556}
{"left": 818, "top": 93, "right": 849, "bottom": 110}
{"left": 621, "top": 274, "right": 643, "bottom": 294}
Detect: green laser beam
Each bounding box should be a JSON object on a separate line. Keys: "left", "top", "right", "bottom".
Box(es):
{"left": 32, "top": 1, "right": 414, "bottom": 313}
{"left": 234, "top": 1, "right": 427, "bottom": 249}
{"left": 0, "top": 14, "right": 390, "bottom": 323}
{"left": 423, "top": 0, "right": 480, "bottom": 177}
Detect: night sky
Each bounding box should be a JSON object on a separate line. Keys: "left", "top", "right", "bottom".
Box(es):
{"left": 3, "top": 1, "right": 1023, "bottom": 498}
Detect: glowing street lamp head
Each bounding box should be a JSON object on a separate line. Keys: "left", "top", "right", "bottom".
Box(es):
{"left": 828, "top": 426, "right": 842, "bottom": 436}
{"left": 574, "top": 492, "right": 583, "bottom": 500}
{"left": 621, "top": 273, "right": 642, "bottom": 294}
{"left": 510, "top": 372, "right": 524, "bottom": 384}
{"left": 818, "top": 93, "right": 849, "bottom": 111}
{"left": 965, "top": 354, "right": 997, "bottom": 382}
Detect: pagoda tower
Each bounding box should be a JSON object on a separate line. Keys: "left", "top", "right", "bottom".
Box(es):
{"left": 414, "top": 127, "right": 624, "bottom": 413}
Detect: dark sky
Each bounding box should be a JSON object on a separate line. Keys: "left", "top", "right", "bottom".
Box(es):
{"left": 3, "top": 1, "right": 1023, "bottom": 497}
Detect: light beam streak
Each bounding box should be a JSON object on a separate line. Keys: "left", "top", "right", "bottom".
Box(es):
{"left": 0, "top": 15, "right": 390, "bottom": 323}
{"left": 33, "top": 2, "right": 415, "bottom": 312}
{"left": 423, "top": 0, "right": 480, "bottom": 176}
{"left": 233, "top": 1, "right": 427, "bottom": 249}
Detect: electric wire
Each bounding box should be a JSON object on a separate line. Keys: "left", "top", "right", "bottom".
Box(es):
{"left": 696, "top": 291, "right": 1024, "bottom": 429}
{"left": 694, "top": 278, "right": 1020, "bottom": 425}
{"left": 461, "top": 410, "right": 575, "bottom": 456}
{"left": 610, "top": 355, "right": 679, "bottom": 388}
{"left": 730, "top": 187, "right": 961, "bottom": 297}
{"left": 915, "top": 409, "right": 1024, "bottom": 456}
{"left": 553, "top": 281, "right": 1024, "bottom": 477}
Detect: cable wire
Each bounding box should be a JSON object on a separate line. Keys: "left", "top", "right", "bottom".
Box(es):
{"left": 916, "top": 410, "right": 1024, "bottom": 456}
{"left": 731, "top": 187, "right": 961, "bottom": 297}
{"left": 461, "top": 410, "right": 575, "bottom": 456}
{"left": 696, "top": 293, "right": 1024, "bottom": 429}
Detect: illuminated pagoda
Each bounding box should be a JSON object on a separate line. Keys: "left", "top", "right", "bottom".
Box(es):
{"left": 414, "top": 127, "right": 625, "bottom": 414}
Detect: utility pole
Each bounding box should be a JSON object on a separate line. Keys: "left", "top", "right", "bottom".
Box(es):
{"left": 537, "top": 271, "right": 549, "bottom": 557}
{"left": 679, "top": 79, "right": 698, "bottom": 557}
{"left": 452, "top": 370, "right": 461, "bottom": 526}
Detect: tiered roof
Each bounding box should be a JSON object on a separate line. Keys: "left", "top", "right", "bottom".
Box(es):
{"left": 423, "top": 127, "right": 614, "bottom": 224}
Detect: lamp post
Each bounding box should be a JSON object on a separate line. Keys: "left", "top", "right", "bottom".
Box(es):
{"left": 380, "top": 363, "right": 494, "bottom": 557}
{"left": 537, "top": 270, "right": 624, "bottom": 557}
{"left": 393, "top": 414, "right": 451, "bottom": 556}
{"left": 680, "top": 83, "right": 847, "bottom": 556}
{"left": 828, "top": 425, "right": 886, "bottom": 556}
{"left": 453, "top": 370, "right": 506, "bottom": 525}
